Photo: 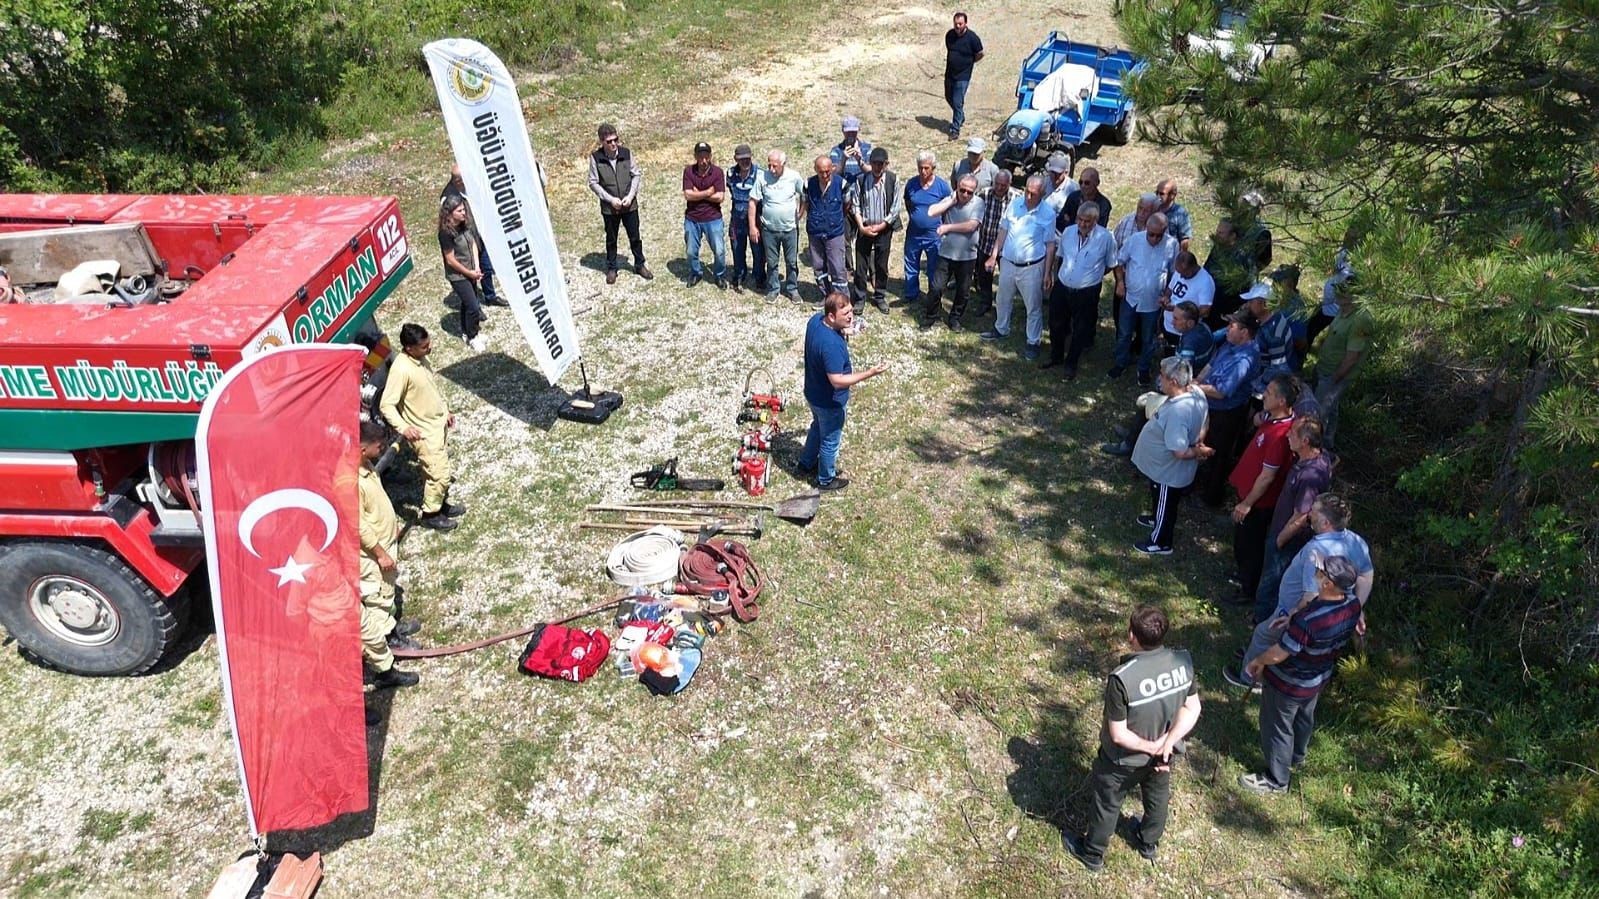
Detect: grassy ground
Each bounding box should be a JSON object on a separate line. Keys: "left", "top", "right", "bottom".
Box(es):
{"left": 1, "top": 1, "right": 1364, "bottom": 896}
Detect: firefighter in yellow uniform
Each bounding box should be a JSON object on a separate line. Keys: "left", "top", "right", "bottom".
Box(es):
{"left": 379, "top": 323, "right": 467, "bottom": 530}
{"left": 357, "top": 420, "right": 419, "bottom": 688}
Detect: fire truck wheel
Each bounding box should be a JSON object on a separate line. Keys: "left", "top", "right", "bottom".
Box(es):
{"left": 0, "top": 542, "right": 188, "bottom": 676}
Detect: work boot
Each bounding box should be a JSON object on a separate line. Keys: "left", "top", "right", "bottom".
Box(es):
{"left": 442, "top": 501, "right": 469, "bottom": 518}
{"left": 365, "top": 707, "right": 382, "bottom": 727}
{"left": 392, "top": 618, "right": 422, "bottom": 638}
{"left": 371, "top": 666, "right": 419, "bottom": 689}
{"left": 418, "top": 512, "right": 458, "bottom": 531}
{"left": 386, "top": 632, "right": 421, "bottom": 651}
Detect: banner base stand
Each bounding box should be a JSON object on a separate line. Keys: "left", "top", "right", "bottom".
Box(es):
{"left": 206, "top": 851, "right": 322, "bottom": 899}
{"left": 557, "top": 362, "right": 623, "bottom": 425}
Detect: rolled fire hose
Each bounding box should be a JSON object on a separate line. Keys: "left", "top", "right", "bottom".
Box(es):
{"left": 605, "top": 525, "right": 685, "bottom": 587}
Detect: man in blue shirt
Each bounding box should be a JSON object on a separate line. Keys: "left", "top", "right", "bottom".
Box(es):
{"left": 798, "top": 293, "right": 889, "bottom": 492}
{"left": 1195, "top": 312, "right": 1263, "bottom": 507}
{"left": 803, "top": 155, "right": 850, "bottom": 300}
{"left": 726, "top": 144, "right": 765, "bottom": 293}
{"left": 829, "top": 117, "right": 872, "bottom": 279}
{"left": 903, "top": 151, "right": 953, "bottom": 305}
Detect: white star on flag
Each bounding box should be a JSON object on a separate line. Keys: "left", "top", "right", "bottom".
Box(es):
{"left": 268, "top": 554, "right": 315, "bottom": 587}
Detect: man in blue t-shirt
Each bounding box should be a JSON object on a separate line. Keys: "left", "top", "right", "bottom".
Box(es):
{"left": 798, "top": 293, "right": 889, "bottom": 492}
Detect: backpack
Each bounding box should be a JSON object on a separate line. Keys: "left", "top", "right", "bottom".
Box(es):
{"left": 518, "top": 624, "right": 611, "bottom": 682}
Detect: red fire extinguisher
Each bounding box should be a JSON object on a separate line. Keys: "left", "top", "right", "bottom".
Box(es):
{"left": 733, "top": 450, "right": 768, "bottom": 496}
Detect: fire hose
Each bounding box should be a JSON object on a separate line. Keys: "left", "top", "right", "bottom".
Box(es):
{"left": 604, "top": 525, "right": 685, "bottom": 587}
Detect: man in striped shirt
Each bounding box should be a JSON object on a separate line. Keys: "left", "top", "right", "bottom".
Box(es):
{"left": 1239, "top": 554, "right": 1364, "bottom": 794}
{"left": 972, "top": 169, "right": 1013, "bottom": 316}
{"left": 846, "top": 147, "right": 902, "bottom": 312}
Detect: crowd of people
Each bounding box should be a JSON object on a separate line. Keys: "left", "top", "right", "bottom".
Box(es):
{"left": 410, "top": 8, "right": 1385, "bottom": 874}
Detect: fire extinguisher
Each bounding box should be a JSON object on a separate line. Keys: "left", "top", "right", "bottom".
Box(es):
{"left": 732, "top": 449, "right": 768, "bottom": 496}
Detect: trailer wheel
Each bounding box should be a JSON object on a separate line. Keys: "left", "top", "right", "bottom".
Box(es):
{"left": 0, "top": 542, "right": 188, "bottom": 676}
{"left": 1110, "top": 109, "right": 1135, "bottom": 146}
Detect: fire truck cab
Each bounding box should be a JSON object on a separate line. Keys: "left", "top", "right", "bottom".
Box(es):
{"left": 0, "top": 194, "right": 412, "bottom": 675}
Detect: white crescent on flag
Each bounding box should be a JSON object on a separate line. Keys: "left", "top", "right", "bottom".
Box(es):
{"left": 237, "top": 488, "right": 339, "bottom": 557}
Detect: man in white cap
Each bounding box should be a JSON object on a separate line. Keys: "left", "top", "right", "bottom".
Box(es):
{"left": 1044, "top": 153, "right": 1079, "bottom": 213}
{"left": 830, "top": 117, "right": 873, "bottom": 273}
{"left": 951, "top": 137, "right": 999, "bottom": 193}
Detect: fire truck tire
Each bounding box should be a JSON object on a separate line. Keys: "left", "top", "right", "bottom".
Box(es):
{"left": 0, "top": 541, "right": 188, "bottom": 676}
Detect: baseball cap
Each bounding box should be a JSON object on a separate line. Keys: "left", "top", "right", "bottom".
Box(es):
{"left": 1240, "top": 281, "right": 1272, "bottom": 301}
{"left": 733, "top": 144, "right": 752, "bottom": 159}
{"left": 841, "top": 115, "right": 861, "bottom": 131}
{"left": 1045, "top": 153, "right": 1070, "bottom": 173}
{"left": 1318, "top": 555, "right": 1360, "bottom": 593}
{"left": 1226, "top": 310, "right": 1261, "bottom": 333}
{"left": 693, "top": 141, "right": 712, "bottom": 154}
{"left": 868, "top": 147, "right": 889, "bottom": 163}
{"left": 965, "top": 137, "right": 987, "bottom": 153}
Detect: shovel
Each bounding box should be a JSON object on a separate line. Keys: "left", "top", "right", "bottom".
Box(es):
{"left": 643, "top": 491, "right": 821, "bottom": 526}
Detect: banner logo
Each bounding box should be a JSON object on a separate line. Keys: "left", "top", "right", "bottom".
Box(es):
{"left": 447, "top": 59, "right": 493, "bottom": 105}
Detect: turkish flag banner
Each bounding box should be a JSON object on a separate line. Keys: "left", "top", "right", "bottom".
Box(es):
{"left": 196, "top": 345, "right": 369, "bottom": 840}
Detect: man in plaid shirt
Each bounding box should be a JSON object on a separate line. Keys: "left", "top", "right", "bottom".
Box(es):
{"left": 972, "top": 169, "right": 1013, "bottom": 317}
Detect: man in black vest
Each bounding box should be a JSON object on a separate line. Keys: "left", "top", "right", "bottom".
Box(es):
{"left": 1064, "top": 605, "right": 1202, "bottom": 872}
{"left": 586, "top": 123, "right": 654, "bottom": 285}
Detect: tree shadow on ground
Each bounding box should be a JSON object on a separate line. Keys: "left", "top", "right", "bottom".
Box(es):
{"left": 435, "top": 352, "right": 562, "bottom": 432}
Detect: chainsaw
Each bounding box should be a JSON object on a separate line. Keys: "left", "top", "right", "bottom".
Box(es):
{"left": 630, "top": 457, "right": 726, "bottom": 492}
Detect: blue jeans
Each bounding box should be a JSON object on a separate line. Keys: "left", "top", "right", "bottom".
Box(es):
{"left": 477, "top": 242, "right": 498, "bottom": 302}
{"left": 798, "top": 402, "right": 848, "bottom": 486}
{"left": 684, "top": 218, "right": 726, "bottom": 278}
{"left": 945, "top": 77, "right": 970, "bottom": 132}
{"left": 903, "top": 233, "right": 941, "bottom": 300}
{"left": 1115, "top": 302, "right": 1161, "bottom": 375}
{"left": 1254, "top": 536, "right": 1307, "bottom": 624}
{"left": 730, "top": 213, "right": 764, "bottom": 283}
{"left": 765, "top": 227, "right": 800, "bottom": 295}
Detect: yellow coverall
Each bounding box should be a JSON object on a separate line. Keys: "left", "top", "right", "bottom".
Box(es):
{"left": 379, "top": 353, "right": 452, "bottom": 515}
{"left": 357, "top": 462, "right": 401, "bottom": 672}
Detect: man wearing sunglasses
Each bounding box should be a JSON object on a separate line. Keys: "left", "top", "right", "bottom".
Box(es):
{"left": 587, "top": 123, "right": 654, "bottom": 285}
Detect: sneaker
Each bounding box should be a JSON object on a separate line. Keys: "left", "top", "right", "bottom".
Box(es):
{"left": 635, "top": 264, "right": 655, "bottom": 280}
{"left": 418, "top": 512, "right": 458, "bottom": 531}
{"left": 1122, "top": 817, "right": 1159, "bottom": 862}
{"left": 1022, "top": 343, "right": 1041, "bottom": 361}
{"left": 1098, "top": 441, "right": 1132, "bottom": 457}
{"left": 979, "top": 329, "right": 1006, "bottom": 341}
{"left": 392, "top": 618, "right": 422, "bottom": 638}
{"left": 817, "top": 476, "right": 850, "bottom": 492}
{"left": 371, "top": 666, "right": 419, "bottom": 689}
{"left": 1238, "top": 772, "right": 1287, "bottom": 795}
{"left": 442, "top": 501, "right": 469, "bottom": 518}
{"left": 1135, "top": 514, "right": 1156, "bottom": 528}
{"left": 467, "top": 335, "right": 487, "bottom": 352}
{"left": 1061, "top": 832, "right": 1104, "bottom": 873}
{"left": 1132, "top": 540, "right": 1173, "bottom": 555}
{"left": 1107, "top": 365, "right": 1127, "bottom": 379}
{"left": 1222, "top": 664, "right": 1261, "bottom": 693}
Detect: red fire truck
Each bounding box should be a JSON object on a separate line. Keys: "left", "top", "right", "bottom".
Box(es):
{"left": 0, "top": 194, "right": 413, "bottom": 675}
